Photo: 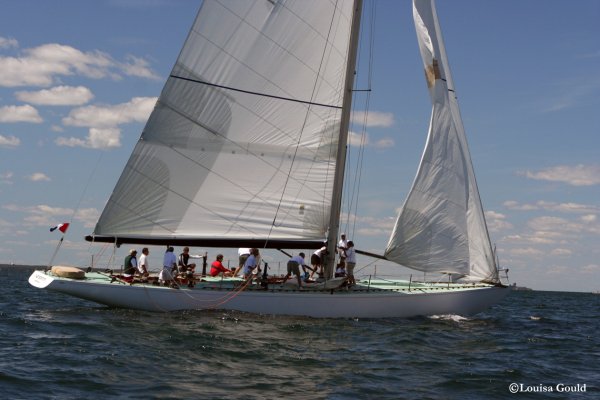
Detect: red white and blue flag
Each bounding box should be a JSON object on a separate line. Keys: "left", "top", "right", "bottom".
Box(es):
{"left": 50, "top": 223, "right": 70, "bottom": 233}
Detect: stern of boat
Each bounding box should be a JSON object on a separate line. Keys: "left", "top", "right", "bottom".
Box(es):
{"left": 28, "top": 270, "right": 55, "bottom": 289}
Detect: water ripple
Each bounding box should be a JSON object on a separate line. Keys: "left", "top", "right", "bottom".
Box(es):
{"left": 1, "top": 267, "right": 599, "bottom": 399}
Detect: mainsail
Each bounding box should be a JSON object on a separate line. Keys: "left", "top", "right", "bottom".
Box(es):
{"left": 89, "top": 0, "right": 355, "bottom": 248}
{"left": 385, "top": 0, "right": 498, "bottom": 283}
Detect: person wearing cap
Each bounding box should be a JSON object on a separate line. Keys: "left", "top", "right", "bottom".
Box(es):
{"left": 123, "top": 249, "right": 138, "bottom": 277}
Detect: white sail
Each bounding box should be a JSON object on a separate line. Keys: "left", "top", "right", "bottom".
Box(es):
{"left": 385, "top": 0, "right": 498, "bottom": 283}
{"left": 92, "top": 0, "right": 355, "bottom": 247}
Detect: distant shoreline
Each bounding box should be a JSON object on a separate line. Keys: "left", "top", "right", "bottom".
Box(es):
{"left": 0, "top": 264, "right": 45, "bottom": 270}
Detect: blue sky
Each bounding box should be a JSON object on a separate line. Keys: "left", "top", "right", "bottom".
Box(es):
{"left": 1, "top": 0, "right": 599, "bottom": 292}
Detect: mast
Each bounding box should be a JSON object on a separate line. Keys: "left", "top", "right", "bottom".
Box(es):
{"left": 325, "top": 0, "right": 363, "bottom": 279}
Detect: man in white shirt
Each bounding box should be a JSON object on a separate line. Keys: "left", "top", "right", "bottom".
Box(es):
{"left": 310, "top": 246, "right": 328, "bottom": 279}
{"left": 242, "top": 248, "right": 260, "bottom": 279}
{"left": 338, "top": 233, "right": 348, "bottom": 268}
{"left": 234, "top": 248, "right": 251, "bottom": 277}
{"left": 138, "top": 247, "right": 150, "bottom": 278}
{"left": 345, "top": 241, "right": 357, "bottom": 286}
{"left": 160, "top": 246, "right": 177, "bottom": 286}
{"left": 282, "top": 253, "right": 306, "bottom": 288}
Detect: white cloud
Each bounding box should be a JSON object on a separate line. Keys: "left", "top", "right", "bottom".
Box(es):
{"left": 0, "top": 134, "right": 21, "bottom": 148}
{"left": 373, "top": 138, "right": 395, "bottom": 149}
{"left": 503, "top": 200, "right": 537, "bottom": 211}
{"left": 580, "top": 214, "right": 597, "bottom": 223}
{"left": 0, "top": 36, "right": 18, "bottom": 49}
{"left": 551, "top": 248, "right": 572, "bottom": 256}
{"left": 15, "top": 85, "right": 94, "bottom": 106}
{"left": 528, "top": 216, "right": 577, "bottom": 233}
{"left": 4, "top": 204, "right": 71, "bottom": 215}
{"left": 0, "top": 42, "right": 159, "bottom": 87}
{"left": 338, "top": 213, "right": 396, "bottom": 239}
{"left": 510, "top": 247, "right": 545, "bottom": 257}
{"left": 523, "top": 164, "right": 600, "bottom": 186}
{"left": 120, "top": 55, "right": 161, "bottom": 80}
{"left": 74, "top": 208, "right": 100, "bottom": 228}
{"left": 527, "top": 215, "right": 600, "bottom": 237}
{"left": 27, "top": 172, "right": 51, "bottom": 182}
{"left": 2, "top": 203, "right": 98, "bottom": 229}
{"left": 504, "top": 200, "right": 599, "bottom": 214}
{"left": 540, "top": 75, "right": 600, "bottom": 113}
{"left": 0, "top": 105, "right": 43, "bottom": 123}
{"left": 485, "top": 210, "right": 513, "bottom": 232}
{"left": 0, "top": 43, "right": 112, "bottom": 87}
{"left": 347, "top": 130, "right": 395, "bottom": 149}
{"left": 0, "top": 171, "right": 14, "bottom": 184}
{"left": 503, "top": 231, "right": 562, "bottom": 245}
{"left": 351, "top": 111, "right": 395, "bottom": 128}
{"left": 62, "top": 96, "right": 156, "bottom": 128}
{"left": 4, "top": 203, "right": 71, "bottom": 227}
{"left": 582, "top": 264, "right": 600, "bottom": 273}
{"left": 56, "top": 97, "right": 155, "bottom": 150}
{"left": 546, "top": 265, "right": 569, "bottom": 275}
{"left": 543, "top": 202, "right": 599, "bottom": 213}
{"left": 56, "top": 127, "right": 121, "bottom": 150}
{"left": 348, "top": 130, "right": 366, "bottom": 147}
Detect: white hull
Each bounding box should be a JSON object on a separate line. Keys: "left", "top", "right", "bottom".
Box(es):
{"left": 29, "top": 270, "right": 510, "bottom": 318}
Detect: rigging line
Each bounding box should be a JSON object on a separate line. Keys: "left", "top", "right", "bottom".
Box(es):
{"left": 313, "top": 0, "right": 356, "bottom": 237}
{"left": 344, "top": 0, "right": 375, "bottom": 240}
{"left": 47, "top": 142, "right": 106, "bottom": 268}
{"left": 169, "top": 75, "right": 342, "bottom": 110}
{"left": 341, "top": 0, "right": 367, "bottom": 238}
{"left": 351, "top": 0, "right": 376, "bottom": 239}
{"left": 68, "top": 150, "right": 105, "bottom": 228}
{"left": 264, "top": 0, "right": 344, "bottom": 248}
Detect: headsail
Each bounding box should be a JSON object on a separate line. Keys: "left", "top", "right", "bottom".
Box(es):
{"left": 89, "top": 0, "right": 355, "bottom": 248}
{"left": 385, "top": 0, "right": 498, "bottom": 283}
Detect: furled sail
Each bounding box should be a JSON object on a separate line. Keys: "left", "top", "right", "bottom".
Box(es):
{"left": 90, "top": 0, "right": 355, "bottom": 248}
{"left": 385, "top": 0, "right": 498, "bottom": 283}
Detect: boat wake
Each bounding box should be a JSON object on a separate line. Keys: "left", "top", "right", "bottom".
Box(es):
{"left": 429, "top": 314, "right": 470, "bottom": 322}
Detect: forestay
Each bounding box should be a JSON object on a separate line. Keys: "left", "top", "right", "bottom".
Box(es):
{"left": 91, "top": 0, "right": 355, "bottom": 247}
{"left": 385, "top": 0, "right": 498, "bottom": 283}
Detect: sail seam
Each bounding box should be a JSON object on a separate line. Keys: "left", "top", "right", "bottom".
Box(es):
{"left": 169, "top": 75, "right": 343, "bottom": 110}
{"left": 124, "top": 162, "right": 261, "bottom": 236}
{"left": 265, "top": 0, "right": 345, "bottom": 245}
{"left": 162, "top": 72, "right": 329, "bottom": 162}
{"left": 152, "top": 100, "right": 334, "bottom": 202}
{"left": 213, "top": 0, "right": 349, "bottom": 96}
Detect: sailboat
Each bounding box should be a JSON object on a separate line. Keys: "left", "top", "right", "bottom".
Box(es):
{"left": 29, "top": 0, "right": 510, "bottom": 318}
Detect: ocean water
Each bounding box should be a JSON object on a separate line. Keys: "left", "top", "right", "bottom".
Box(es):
{"left": 1, "top": 266, "right": 598, "bottom": 399}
